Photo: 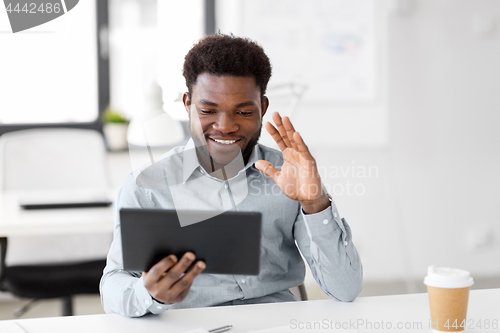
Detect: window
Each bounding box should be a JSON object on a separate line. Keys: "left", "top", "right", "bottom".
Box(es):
{"left": 108, "top": 0, "right": 204, "bottom": 122}
{"left": 0, "top": 0, "right": 108, "bottom": 134}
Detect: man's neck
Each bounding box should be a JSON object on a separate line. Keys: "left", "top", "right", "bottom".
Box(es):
{"left": 195, "top": 148, "right": 250, "bottom": 180}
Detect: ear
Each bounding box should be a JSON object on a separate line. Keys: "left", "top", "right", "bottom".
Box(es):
{"left": 182, "top": 92, "right": 191, "bottom": 114}
{"left": 261, "top": 96, "right": 269, "bottom": 118}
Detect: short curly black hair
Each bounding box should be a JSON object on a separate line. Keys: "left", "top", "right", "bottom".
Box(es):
{"left": 183, "top": 34, "right": 272, "bottom": 98}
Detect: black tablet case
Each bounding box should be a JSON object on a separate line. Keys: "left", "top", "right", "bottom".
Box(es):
{"left": 120, "top": 208, "right": 262, "bottom": 275}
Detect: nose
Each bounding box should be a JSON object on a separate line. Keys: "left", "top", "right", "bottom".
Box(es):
{"left": 212, "top": 113, "right": 238, "bottom": 133}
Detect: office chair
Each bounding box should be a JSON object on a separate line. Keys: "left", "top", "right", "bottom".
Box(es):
{"left": 290, "top": 283, "right": 308, "bottom": 301}
{"left": 0, "top": 128, "right": 112, "bottom": 316}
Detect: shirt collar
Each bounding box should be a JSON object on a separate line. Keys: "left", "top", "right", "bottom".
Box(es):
{"left": 182, "top": 139, "right": 200, "bottom": 183}
{"left": 182, "top": 138, "right": 261, "bottom": 183}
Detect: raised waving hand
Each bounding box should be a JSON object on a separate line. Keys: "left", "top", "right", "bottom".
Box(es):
{"left": 255, "top": 112, "right": 330, "bottom": 214}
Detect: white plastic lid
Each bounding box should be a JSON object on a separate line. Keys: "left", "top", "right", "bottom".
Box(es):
{"left": 424, "top": 266, "right": 474, "bottom": 288}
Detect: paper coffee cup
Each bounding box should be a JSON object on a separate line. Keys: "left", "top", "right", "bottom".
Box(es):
{"left": 424, "top": 266, "right": 474, "bottom": 332}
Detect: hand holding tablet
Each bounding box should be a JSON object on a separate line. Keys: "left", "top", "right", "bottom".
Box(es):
{"left": 120, "top": 209, "right": 262, "bottom": 303}
{"left": 142, "top": 252, "right": 206, "bottom": 304}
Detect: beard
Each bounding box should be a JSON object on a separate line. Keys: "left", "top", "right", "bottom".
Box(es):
{"left": 240, "top": 125, "right": 261, "bottom": 163}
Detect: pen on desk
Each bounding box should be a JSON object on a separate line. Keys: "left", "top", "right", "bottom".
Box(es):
{"left": 209, "top": 325, "right": 232, "bottom": 333}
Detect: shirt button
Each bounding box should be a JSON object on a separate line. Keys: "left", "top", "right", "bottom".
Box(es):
{"left": 344, "top": 241, "right": 349, "bottom": 246}
{"left": 241, "top": 279, "right": 246, "bottom": 284}
{"left": 334, "top": 212, "right": 338, "bottom": 218}
{"left": 224, "top": 183, "right": 229, "bottom": 189}
{"left": 156, "top": 305, "right": 162, "bottom": 310}
{"left": 135, "top": 311, "right": 140, "bottom": 316}
{"left": 322, "top": 219, "right": 329, "bottom": 225}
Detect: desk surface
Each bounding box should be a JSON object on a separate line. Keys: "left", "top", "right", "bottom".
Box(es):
{"left": 1, "top": 289, "right": 498, "bottom": 333}
{"left": 0, "top": 190, "right": 114, "bottom": 237}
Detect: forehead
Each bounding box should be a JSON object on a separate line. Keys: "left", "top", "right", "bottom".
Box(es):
{"left": 192, "top": 73, "right": 260, "bottom": 103}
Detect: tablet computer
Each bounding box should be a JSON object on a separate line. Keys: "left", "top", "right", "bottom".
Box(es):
{"left": 120, "top": 208, "right": 262, "bottom": 275}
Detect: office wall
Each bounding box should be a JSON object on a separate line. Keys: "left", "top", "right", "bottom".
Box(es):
{"left": 388, "top": 0, "right": 500, "bottom": 278}
{"left": 319, "top": 0, "right": 500, "bottom": 283}
{"left": 217, "top": 0, "right": 390, "bottom": 148}
{"left": 220, "top": 0, "right": 500, "bottom": 285}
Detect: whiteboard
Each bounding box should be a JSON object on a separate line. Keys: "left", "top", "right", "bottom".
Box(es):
{"left": 238, "top": 0, "right": 377, "bottom": 103}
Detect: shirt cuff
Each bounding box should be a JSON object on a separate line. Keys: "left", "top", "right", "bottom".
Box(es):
{"left": 301, "top": 202, "right": 348, "bottom": 241}
{"left": 133, "top": 275, "right": 172, "bottom": 316}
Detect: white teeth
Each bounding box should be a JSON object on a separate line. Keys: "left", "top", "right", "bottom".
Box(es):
{"left": 212, "top": 138, "right": 236, "bottom": 144}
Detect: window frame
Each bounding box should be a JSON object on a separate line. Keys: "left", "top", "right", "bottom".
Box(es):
{"left": 205, "top": 0, "right": 216, "bottom": 35}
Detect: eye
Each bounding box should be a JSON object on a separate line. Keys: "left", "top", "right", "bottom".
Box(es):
{"left": 200, "top": 109, "right": 214, "bottom": 114}
{"left": 238, "top": 111, "right": 253, "bottom": 116}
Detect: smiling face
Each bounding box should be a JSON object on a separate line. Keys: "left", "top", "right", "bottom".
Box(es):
{"left": 183, "top": 73, "right": 268, "bottom": 168}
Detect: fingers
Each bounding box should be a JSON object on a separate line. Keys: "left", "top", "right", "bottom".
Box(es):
{"left": 268, "top": 112, "right": 299, "bottom": 151}
{"left": 144, "top": 252, "right": 205, "bottom": 303}
{"left": 165, "top": 260, "right": 206, "bottom": 302}
{"left": 266, "top": 112, "right": 314, "bottom": 164}
{"left": 272, "top": 112, "right": 292, "bottom": 148}
{"left": 293, "top": 132, "right": 314, "bottom": 162}
{"left": 143, "top": 255, "right": 178, "bottom": 287}
{"left": 281, "top": 116, "right": 299, "bottom": 151}
{"left": 265, "top": 122, "right": 287, "bottom": 151}
{"left": 255, "top": 160, "right": 279, "bottom": 181}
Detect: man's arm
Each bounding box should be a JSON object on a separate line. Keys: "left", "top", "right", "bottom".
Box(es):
{"left": 255, "top": 112, "right": 362, "bottom": 301}
{"left": 99, "top": 178, "right": 169, "bottom": 317}
{"left": 293, "top": 201, "right": 362, "bottom": 301}
{"left": 99, "top": 174, "right": 205, "bottom": 317}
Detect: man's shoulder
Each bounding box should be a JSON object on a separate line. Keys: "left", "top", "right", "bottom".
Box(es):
{"left": 124, "top": 144, "right": 187, "bottom": 190}
{"left": 257, "top": 143, "right": 283, "bottom": 165}
{"left": 156, "top": 144, "right": 186, "bottom": 163}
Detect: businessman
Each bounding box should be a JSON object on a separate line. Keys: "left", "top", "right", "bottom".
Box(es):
{"left": 100, "top": 34, "right": 362, "bottom": 317}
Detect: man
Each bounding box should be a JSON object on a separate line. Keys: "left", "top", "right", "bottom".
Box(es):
{"left": 100, "top": 34, "right": 362, "bottom": 317}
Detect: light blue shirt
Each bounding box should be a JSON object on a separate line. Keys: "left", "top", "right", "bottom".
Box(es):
{"left": 100, "top": 140, "right": 362, "bottom": 317}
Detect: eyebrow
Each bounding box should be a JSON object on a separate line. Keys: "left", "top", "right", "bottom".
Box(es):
{"left": 235, "top": 101, "right": 257, "bottom": 108}
{"left": 199, "top": 100, "right": 218, "bottom": 106}
{"left": 199, "top": 100, "right": 257, "bottom": 108}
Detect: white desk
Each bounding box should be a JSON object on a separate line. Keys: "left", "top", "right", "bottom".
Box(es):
{"left": 0, "top": 191, "right": 114, "bottom": 237}
{"left": 1, "top": 289, "right": 498, "bottom": 333}
{"left": 0, "top": 149, "right": 132, "bottom": 238}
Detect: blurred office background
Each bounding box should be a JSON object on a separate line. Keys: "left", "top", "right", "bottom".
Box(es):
{"left": 0, "top": 0, "right": 499, "bottom": 319}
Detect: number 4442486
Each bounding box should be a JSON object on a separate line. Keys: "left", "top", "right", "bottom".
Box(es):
{"left": 444, "top": 319, "right": 498, "bottom": 330}
{"left": 5, "top": 3, "right": 62, "bottom": 14}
